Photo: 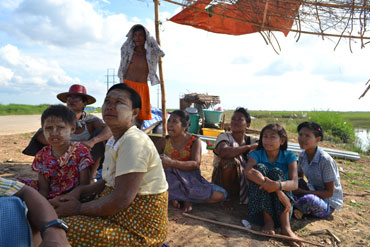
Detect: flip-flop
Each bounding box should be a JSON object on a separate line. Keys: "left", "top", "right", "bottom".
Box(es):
{"left": 241, "top": 219, "right": 252, "bottom": 229}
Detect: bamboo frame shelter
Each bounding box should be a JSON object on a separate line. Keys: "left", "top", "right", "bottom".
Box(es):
{"left": 165, "top": 0, "right": 370, "bottom": 50}
{"left": 150, "top": 0, "right": 370, "bottom": 131}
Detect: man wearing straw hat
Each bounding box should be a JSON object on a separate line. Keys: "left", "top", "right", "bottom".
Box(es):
{"left": 23, "top": 84, "right": 112, "bottom": 179}
{"left": 118, "top": 24, "right": 164, "bottom": 128}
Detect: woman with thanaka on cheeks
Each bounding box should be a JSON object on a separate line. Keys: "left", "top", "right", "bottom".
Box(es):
{"left": 244, "top": 124, "right": 302, "bottom": 247}
{"left": 293, "top": 121, "right": 343, "bottom": 219}
{"left": 50, "top": 84, "right": 168, "bottom": 246}
{"left": 156, "top": 110, "right": 226, "bottom": 212}
{"left": 212, "top": 107, "right": 258, "bottom": 209}
{"left": 20, "top": 104, "right": 94, "bottom": 199}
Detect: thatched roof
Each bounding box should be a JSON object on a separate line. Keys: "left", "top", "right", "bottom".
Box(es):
{"left": 182, "top": 93, "right": 221, "bottom": 105}
{"left": 163, "top": 0, "right": 370, "bottom": 50}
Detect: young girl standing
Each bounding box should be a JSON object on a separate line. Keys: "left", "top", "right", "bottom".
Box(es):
{"left": 21, "top": 105, "right": 94, "bottom": 199}
{"left": 245, "top": 124, "right": 301, "bottom": 247}
{"left": 293, "top": 121, "right": 343, "bottom": 219}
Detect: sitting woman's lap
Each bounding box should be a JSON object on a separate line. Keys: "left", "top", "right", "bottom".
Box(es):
{"left": 0, "top": 197, "right": 32, "bottom": 246}
{"left": 247, "top": 163, "right": 293, "bottom": 227}
{"left": 64, "top": 187, "right": 168, "bottom": 247}
{"left": 294, "top": 193, "right": 333, "bottom": 218}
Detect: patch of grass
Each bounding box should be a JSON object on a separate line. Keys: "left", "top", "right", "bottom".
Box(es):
{"left": 223, "top": 110, "right": 370, "bottom": 153}
{"left": 345, "top": 220, "right": 357, "bottom": 227}
{"left": 348, "top": 201, "right": 363, "bottom": 210}
{"left": 344, "top": 161, "right": 365, "bottom": 169}
{"left": 340, "top": 169, "right": 370, "bottom": 190}
{"left": 309, "top": 111, "right": 355, "bottom": 143}
{"left": 0, "top": 104, "right": 102, "bottom": 115}
{"left": 0, "top": 104, "right": 50, "bottom": 115}
{"left": 296, "top": 227, "right": 309, "bottom": 234}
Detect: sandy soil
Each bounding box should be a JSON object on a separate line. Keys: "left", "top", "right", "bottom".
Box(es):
{"left": 0, "top": 122, "right": 369, "bottom": 246}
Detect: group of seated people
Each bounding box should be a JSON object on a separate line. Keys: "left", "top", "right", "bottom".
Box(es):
{"left": 0, "top": 83, "right": 343, "bottom": 247}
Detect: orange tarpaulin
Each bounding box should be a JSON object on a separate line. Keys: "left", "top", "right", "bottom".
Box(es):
{"left": 169, "top": 0, "right": 301, "bottom": 37}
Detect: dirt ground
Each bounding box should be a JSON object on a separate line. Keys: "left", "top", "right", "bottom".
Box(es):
{"left": 0, "top": 133, "right": 369, "bottom": 247}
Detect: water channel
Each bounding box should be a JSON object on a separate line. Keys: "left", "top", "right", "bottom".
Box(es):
{"left": 355, "top": 128, "right": 370, "bottom": 152}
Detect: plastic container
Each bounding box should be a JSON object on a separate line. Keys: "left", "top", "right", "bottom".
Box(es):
{"left": 188, "top": 114, "right": 200, "bottom": 134}
{"left": 202, "top": 128, "right": 225, "bottom": 137}
{"left": 203, "top": 110, "right": 223, "bottom": 124}
{"left": 185, "top": 107, "right": 198, "bottom": 114}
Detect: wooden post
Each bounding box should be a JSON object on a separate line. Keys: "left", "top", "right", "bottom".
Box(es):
{"left": 154, "top": 0, "right": 167, "bottom": 136}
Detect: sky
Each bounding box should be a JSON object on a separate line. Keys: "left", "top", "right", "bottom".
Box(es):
{"left": 0, "top": 0, "right": 370, "bottom": 111}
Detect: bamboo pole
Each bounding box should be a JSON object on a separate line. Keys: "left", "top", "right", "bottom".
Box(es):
{"left": 182, "top": 213, "right": 326, "bottom": 247}
{"left": 154, "top": 0, "right": 167, "bottom": 136}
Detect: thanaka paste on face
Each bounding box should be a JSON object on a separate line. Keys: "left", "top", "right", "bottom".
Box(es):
{"left": 103, "top": 90, "right": 134, "bottom": 125}
{"left": 43, "top": 117, "right": 72, "bottom": 144}
{"left": 116, "top": 103, "right": 132, "bottom": 123}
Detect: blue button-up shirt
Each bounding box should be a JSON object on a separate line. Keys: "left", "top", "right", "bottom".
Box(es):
{"left": 298, "top": 147, "right": 343, "bottom": 210}
{"left": 249, "top": 149, "right": 297, "bottom": 180}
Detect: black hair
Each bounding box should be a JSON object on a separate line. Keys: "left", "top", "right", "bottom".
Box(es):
{"left": 41, "top": 104, "right": 76, "bottom": 127}
{"left": 132, "top": 25, "right": 146, "bottom": 39}
{"left": 170, "top": 110, "right": 190, "bottom": 128}
{"left": 234, "top": 107, "right": 251, "bottom": 123}
{"left": 297, "top": 121, "right": 324, "bottom": 140}
{"left": 257, "top": 123, "right": 288, "bottom": 150}
{"left": 106, "top": 83, "right": 142, "bottom": 110}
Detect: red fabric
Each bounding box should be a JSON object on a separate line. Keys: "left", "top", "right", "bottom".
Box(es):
{"left": 169, "top": 0, "right": 301, "bottom": 37}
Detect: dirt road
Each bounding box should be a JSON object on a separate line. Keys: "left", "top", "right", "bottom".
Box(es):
{"left": 0, "top": 114, "right": 102, "bottom": 135}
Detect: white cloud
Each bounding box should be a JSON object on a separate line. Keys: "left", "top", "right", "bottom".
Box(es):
{"left": 0, "top": 0, "right": 369, "bottom": 111}
{"left": 0, "top": 44, "right": 78, "bottom": 90}
{"left": 157, "top": 19, "right": 370, "bottom": 111}
{"left": 0, "top": 66, "right": 13, "bottom": 86}
{"left": 0, "top": 44, "right": 108, "bottom": 106}
{"left": 1, "top": 0, "right": 130, "bottom": 48}
{"left": 0, "top": 0, "right": 22, "bottom": 10}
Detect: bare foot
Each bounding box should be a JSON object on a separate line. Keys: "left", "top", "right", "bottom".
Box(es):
{"left": 171, "top": 200, "right": 181, "bottom": 209}
{"left": 281, "top": 228, "right": 304, "bottom": 247}
{"left": 293, "top": 209, "right": 304, "bottom": 220}
{"left": 261, "top": 221, "right": 275, "bottom": 235}
{"left": 183, "top": 201, "right": 192, "bottom": 212}
{"left": 262, "top": 211, "right": 275, "bottom": 235}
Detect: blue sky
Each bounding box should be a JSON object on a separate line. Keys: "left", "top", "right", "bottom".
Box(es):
{"left": 0, "top": 0, "right": 370, "bottom": 111}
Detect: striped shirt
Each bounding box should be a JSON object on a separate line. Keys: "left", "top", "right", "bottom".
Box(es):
{"left": 0, "top": 178, "right": 24, "bottom": 197}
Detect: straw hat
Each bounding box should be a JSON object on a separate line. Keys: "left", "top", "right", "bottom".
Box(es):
{"left": 57, "top": 84, "right": 96, "bottom": 105}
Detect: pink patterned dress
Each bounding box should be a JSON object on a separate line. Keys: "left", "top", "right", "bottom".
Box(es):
{"left": 20, "top": 142, "right": 94, "bottom": 199}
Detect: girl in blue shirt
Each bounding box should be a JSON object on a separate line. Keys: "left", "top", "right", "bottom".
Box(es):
{"left": 293, "top": 121, "right": 343, "bottom": 219}
{"left": 245, "top": 124, "right": 301, "bottom": 247}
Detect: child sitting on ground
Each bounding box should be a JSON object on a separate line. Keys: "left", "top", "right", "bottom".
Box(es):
{"left": 293, "top": 121, "right": 343, "bottom": 219}
{"left": 20, "top": 104, "right": 94, "bottom": 199}
{"left": 244, "top": 124, "right": 302, "bottom": 247}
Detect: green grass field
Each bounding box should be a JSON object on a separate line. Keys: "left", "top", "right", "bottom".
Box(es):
{"left": 224, "top": 110, "right": 369, "bottom": 153}
{"left": 0, "top": 104, "right": 101, "bottom": 116}
{"left": 1, "top": 104, "right": 368, "bottom": 153}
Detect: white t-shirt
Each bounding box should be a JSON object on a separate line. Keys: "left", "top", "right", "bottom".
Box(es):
{"left": 102, "top": 126, "right": 168, "bottom": 195}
